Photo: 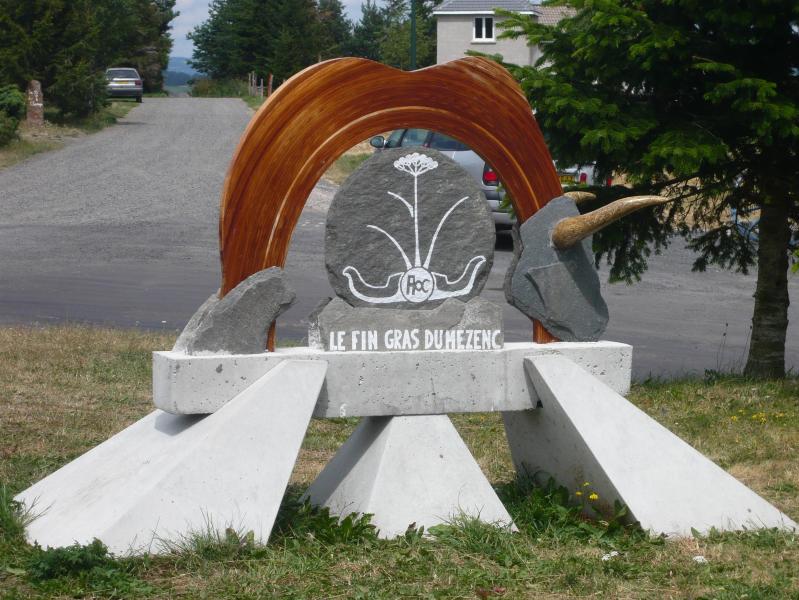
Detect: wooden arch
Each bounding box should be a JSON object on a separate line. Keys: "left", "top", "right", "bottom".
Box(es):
{"left": 219, "top": 56, "right": 563, "bottom": 344}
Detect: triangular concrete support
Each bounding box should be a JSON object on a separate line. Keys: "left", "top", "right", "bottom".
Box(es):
{"left": 503, "top": 355, "right": 797, "bottom": 536}
{"left": 305, "top": 415, "right": 514, "bottom": 537}
{"left": 16, "top": 360, "right": 327, "bottom": 555}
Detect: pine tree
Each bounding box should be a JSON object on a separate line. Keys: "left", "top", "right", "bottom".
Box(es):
{"left": 317, "top": 0, "right": 352, "bottom": 59}
{"left": 346, "top": 0, "right": 385, "bottom": 61}
{"left": 498, "top": 0, "right": 799, "bottom": 377}
{"left": 268, "top": 0, "right": 323, "bottom": 82}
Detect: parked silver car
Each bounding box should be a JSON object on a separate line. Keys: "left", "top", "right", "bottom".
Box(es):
{"left": 105, "top": 68, "right": 143, "bottom": 103}
{"left": 371, "top": 129, "right": 612, "bottom": 229}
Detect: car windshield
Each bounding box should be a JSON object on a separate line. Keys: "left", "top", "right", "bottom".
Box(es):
{"left": 427, "top": 132, "right": 470, "bottom": 152}
{"left": 106, "top": 69, "right": 138, "bottom": 79}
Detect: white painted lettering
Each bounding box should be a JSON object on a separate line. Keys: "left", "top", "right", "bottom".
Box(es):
{"left": 445, "top": 329, "right": 456, "bottom": 350}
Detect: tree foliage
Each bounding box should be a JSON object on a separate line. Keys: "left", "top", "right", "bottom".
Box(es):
{"left": 498, "top": 0, "right": 798, "bottom": 377}
{"left": 189, "top": 0, "right": 440, "bottom": 85}
{"left": 0, "top": 0, "right": 178, "bottom": 115}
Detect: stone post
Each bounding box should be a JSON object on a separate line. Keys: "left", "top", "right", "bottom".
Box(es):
{"left": 26, "top": 80, "right": 44, "bottom": 127}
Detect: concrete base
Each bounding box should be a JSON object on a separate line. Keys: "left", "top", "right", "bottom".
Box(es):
{"left": 16, "top": 360, "right": 327, "bottom": 555}
{"left": 504, "top": 355, "right": 797, "bottom": 536}
{"left": 305, "top": 415, "right": 514, "bottom": 537}
{"left": 154, "top": 341, "right": 632, "bottom": 416}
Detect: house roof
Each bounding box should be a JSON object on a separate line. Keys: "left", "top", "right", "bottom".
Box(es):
{"left": 534, "top": 5, "right": 575, "bottom": 25}
{"left": 433, "top": 0, "right": 538, "bottom": 14}
{"left": 433, "top": 0, "right": 575, "bottom": 22}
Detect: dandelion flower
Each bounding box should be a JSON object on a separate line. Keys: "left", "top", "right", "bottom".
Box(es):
{"left": 575, "top": 491, "right": 583, "bottom": 497}
{"left": 583, "top": 482, "right": 591, "bottom": 487}
{"left": 589, "top": 493, "right": 599, "bottom": 501}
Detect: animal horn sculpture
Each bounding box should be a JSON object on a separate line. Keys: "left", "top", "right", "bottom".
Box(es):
{"left": 552, "top": 195, "right": 672, "bottom": 249}
{"left": 563, "top": 190, "right": 596, "bottom": 204}
{"left": 505, "top": 193, "right": 672, "bottom": 342}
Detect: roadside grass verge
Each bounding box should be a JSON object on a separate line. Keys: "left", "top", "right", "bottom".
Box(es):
{"left": 0, "top": 102, "right": 136, "bottom": 171}
{"left": 324, "top": 152, "right": 372, "bottom": 185}
{"left": 0, "top": 325, "right": 797, "bottom": 598}
{"left": 189, "top": 78, "right": 263, "bottom": 109}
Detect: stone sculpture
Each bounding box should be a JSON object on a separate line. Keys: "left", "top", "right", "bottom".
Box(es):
{"left": 325, "top": 148, "right": 494, "bottom": 308}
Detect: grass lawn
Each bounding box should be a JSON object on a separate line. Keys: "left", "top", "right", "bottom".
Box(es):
{"left": 0, "top": 325, "right": 797, "bottom": 598}
{"left": 0, "top": 102, "right": 137, "bottom": 171}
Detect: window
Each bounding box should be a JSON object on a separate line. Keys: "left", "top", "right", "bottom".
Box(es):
{"left": 428, "top": 132, "right": 470, "bottom": 152}
{"left": 385, "top": 130, "right": 404, "bottom": 148}
{"left": 473, "top": 17, "right": 494, "bottom": 41}
{"left": 400, "top": 129, "right": 429, "bottom": 147}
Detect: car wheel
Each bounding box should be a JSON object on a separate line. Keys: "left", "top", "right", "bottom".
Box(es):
{"left": 136, "top": 96, "right": 142, "bottom": 103}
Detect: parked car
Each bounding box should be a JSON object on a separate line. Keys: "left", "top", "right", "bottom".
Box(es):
{"left": 370, "top": 129, "right": 610, "bottom": 229}
{"left": 105, "top": 68, "right": 143, "bottom": 103}
{"left": 731, "top": 207, "right": 799, "bottom": 250}
{"left": 556, "top": 163, "right": 613, "bottom": 188}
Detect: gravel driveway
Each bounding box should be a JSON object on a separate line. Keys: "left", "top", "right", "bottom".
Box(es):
{"left": 1, "top": 97, "right": 796, "bottom": 378}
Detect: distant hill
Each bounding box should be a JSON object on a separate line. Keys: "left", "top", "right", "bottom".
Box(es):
{"left": 167, "top": 56, "right": 199, "bottom": 76}
{"left": 163, "top": 70, "right": 193, "bottom": 86}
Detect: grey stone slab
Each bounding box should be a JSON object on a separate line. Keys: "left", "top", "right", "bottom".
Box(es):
{"left": 153, "top": 341, "right": 632, "bottom": 416}
{"left": 16, "top": 360, "right": 327, "bottom": 555}
{"left": 173, "top": 267, "right": 295, "bottom": 354}
{"left": 308, "top": 296, "right": 504, "bottom": 351}
{"left": 326, "top": 148, "right": 494, "bottom": 308}
{"left": 26, "top": 80, "right": 44, "bottom": 126}
{"left": 505, "top": 196, "right": 609, "bottom": 341}
{"left": 503, "top": 355, "right": 797, "bottom": 536}
{"left": 304, "top": 415, "right": 514, "bottom": 538}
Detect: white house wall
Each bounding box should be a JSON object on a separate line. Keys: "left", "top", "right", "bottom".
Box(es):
{"left": 436, "top": 15, "right": 540, "bottom": 66}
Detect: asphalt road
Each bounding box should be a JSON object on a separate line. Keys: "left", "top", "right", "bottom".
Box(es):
{"left": 1, "top": 98, "right": 796, "bottom": 379}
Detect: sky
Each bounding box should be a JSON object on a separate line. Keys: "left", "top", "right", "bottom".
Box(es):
{"left": 171, "top": 0, "right": 365, "bottom": 58}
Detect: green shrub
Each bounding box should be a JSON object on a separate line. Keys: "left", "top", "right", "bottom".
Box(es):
{"left": 0, "top": 85, "right": 26, "bottom": 146}
{"left": 0, "top": 110, "right": 18, "bottom": 146}
{"left": 190, "top": 78, "right": 248, "bottom": 98}
{"left": 0, "top": 85, "right": 26, "bottom": 121}
{"left": 47, "top": 60, "right": 108, "bottom": 117}
{"left": 27, "top": 539, "right": 112, "bottom": 580}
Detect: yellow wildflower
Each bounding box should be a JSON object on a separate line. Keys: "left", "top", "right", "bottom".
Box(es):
{"left": 589, "top": 493, "right": 599, "bottom": 501}
{"left": 731, "top": 416, "right": 739, "bottom": 422}
{"left": 583, "top": 482, "right": 591, "bottom": 487}
{"left": 575, "top": 491, "right": 583, "bottom": 497}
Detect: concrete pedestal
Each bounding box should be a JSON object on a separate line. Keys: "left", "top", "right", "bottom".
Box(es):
{"left": 305, "top": 415, "right": 514, "bottom": 537}
{"left": 503, "top": 355, "right": 797, "bottom": 536}
{"left": 15, "top": 360, "right": 327, "bottom": 555}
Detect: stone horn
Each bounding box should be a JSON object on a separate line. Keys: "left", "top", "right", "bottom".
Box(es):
{"left": 552, "top": 195, "right": 672, "bottom": 250}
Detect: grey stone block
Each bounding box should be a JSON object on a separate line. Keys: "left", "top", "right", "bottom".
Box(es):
{"left": 504, "top": 196, "right": 609, "bottom": 342}
{"left": 326, "top": 148, "right": 494, "bottom": 308}
{"left": 308, "top": 296, "right": 504, "bottom": 351}
{"left": 304, "top": 415, "right": 514, "bottom": 538}
{"left": 174, "top": 267, "right": 295, "bottom": 354}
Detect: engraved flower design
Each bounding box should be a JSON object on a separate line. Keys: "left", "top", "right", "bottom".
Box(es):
{"left": 393, "top": 153, "right": 438, "bottom": 177}
{"left": 342, "top": 152, "right": 486, "bottom": 305}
